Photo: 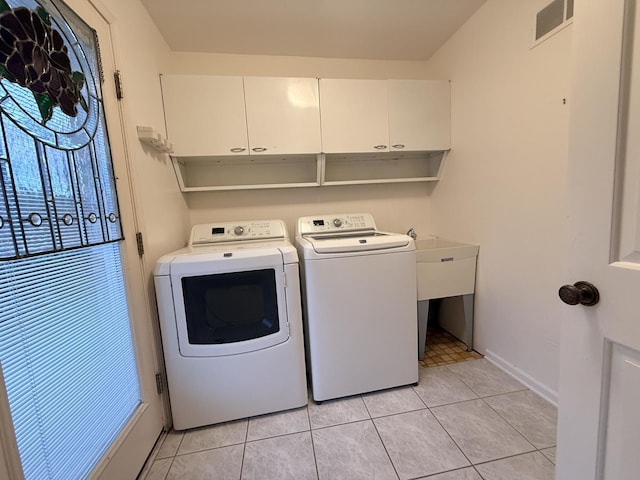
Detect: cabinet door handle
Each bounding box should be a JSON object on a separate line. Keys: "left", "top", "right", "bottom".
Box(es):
{"left": 251, "top": 147, "right": 267, "bottom": 152}
{"left": 373, "top": 145, "right": 387, "bottom": 150}
{"left": 391, "top": 144, "right": 405, "bottom": 149}
{"left": 230, "top": 147, "right": 246, "bottom": 153}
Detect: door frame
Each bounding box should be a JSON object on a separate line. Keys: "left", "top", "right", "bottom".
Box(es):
{"left": 76, "top": 0, "right": 168, "bottom": 476}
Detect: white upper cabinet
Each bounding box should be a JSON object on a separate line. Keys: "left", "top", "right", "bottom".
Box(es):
{"left": 160, "top": 75, "right": 450, "bottom": 191}
{"left": 161, "top": 75, "right": 248, "bottom": 157}
{"left": 319, "top": 78, "right": 450, "bottom": 154}
{"left": 161, "top": 75, "right": 321, "bottom": 157}
{"left": 244, "top": 77, "right": 321, "bottom": 155}
{"left": 319, "top": 79, "right": 390, "bottom": 154}
{"left": 388, "top": 80, "right": 450, "bottom": 151}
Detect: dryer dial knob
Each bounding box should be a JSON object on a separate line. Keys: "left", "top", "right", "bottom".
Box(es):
{"left": 333, "top": 218, "right": 343, "bottom": 228}
{"left": 233, "top": 226, "right": 245, "bottom": 236}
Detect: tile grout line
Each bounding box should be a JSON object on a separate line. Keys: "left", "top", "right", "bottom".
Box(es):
{"left": 364, "top": 395, "right": 402, "bottom": 480}
{"left": 472, "top": 448, "right": 555, "bottom": 469}
{"left": 158, "top": 430, "right": 183, "bottom": 480}
{"left": 305, "top": 399, "right": 321, "bottom": 480}
{"left": 426, "top": 402, "right": 476, "bottom": 471}
{"left": 424, "top": 361, "right": 544, "bottom": 473}
{"left": 477, "top": 395, "right": 555, "bottom": 462}
{"left": 238, "top": 419, "right": 249, "bottom": 480}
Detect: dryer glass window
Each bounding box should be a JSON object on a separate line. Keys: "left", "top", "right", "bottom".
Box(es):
{"left": 182, "top": 269, "right": 280, "bottom": 344}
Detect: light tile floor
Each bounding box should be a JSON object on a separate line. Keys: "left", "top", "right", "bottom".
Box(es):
{"left": 139, "top": 359, "right": 556, "bottom": 480}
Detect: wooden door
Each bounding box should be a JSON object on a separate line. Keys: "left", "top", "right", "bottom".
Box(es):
{"left": 556, "top": 0, "right": 640, "bottom": 478}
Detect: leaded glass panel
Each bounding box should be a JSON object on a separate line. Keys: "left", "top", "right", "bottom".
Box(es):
{"left": 0, "top": 0, "right": 122, "bottom": 260}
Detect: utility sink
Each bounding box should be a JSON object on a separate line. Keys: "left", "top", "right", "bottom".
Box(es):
{"left": 415, "top": 237, "right": 479, "bottom": 263}
{"left": 415, "top": 236, "right": 479, "bottom": 358}
{"left": 415, "top": 237, "right": 479, "bottom": 301}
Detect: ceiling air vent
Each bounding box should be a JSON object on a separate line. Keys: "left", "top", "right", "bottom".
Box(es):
{"left": 534, "top": 0, "right": 574, "bottom": 44}
{"left": 536, "top": 0, "right": 564, "bottom": 40}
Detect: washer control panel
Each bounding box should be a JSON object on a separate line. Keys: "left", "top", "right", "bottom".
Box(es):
{"left": 297, "top": 213, "right": 376, "bottom": 235}
{"left": 190, "top": 219, "right": 287, "bottom": 245}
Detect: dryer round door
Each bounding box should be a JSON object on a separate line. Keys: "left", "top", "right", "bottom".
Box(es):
{"left": 170, "top": 250, "right": 290, "bottom": 357}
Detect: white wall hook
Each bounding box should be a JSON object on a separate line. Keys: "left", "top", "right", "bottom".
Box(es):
{"left": 137, "top": 126, "right": 174, "bottom": 154}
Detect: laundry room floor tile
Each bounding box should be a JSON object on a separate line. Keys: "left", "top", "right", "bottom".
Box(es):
{"left": 141, "top": 457, "right": 172, "bottom": 480}
{"left": 361, "top": 386, "right": 425, "bottom": 418}
{"left": 166, "top": 444, "right": 244, "bottom": 480}
{"left": 445, "top": 358, "right": 527, "bottom": 397}
{"left": 419, "top": 467, "right": 483, "bottom": 480}
{"left": 413, "top": 364, "right": 479, "bottom": 407}
{"left": 483, "top": 390, "right": 558, "bottom": 449}
{"left": 474, "top": 451, "right": 555, "bottom": 480}
{"left": 241, "top": 431, "right": 317, "bottom": 480}
{"left": 166, "top": 445, "right": 244, "bottom": 480}
{"left": 246, "top": 406, "right": 310, "bottom": 441}
{"left": 431, "top": 399, "right": 535, "bottom": 464}
{"left": 540, "top": 447, "right": 557, "bottom": 464}
{"left": 177, "top": 419, "right": 248, "bottom": 455}
{"left": 155, "top": 429, "right": 183, "bottom": 459}
{"left": 307, "top": 394, "right": 369, "bottom": 429}
{"left": 312, "top": 420, "right": 397, "bottom": 480}
{"left": 374, "top": 409, "right": 469, "bottom": 479}
{"left": 139, "top": 359, "right": 557, "bottom": 480}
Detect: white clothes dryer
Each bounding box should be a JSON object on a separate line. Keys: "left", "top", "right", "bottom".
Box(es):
{"left": 154, "top": 220, "right": 307, "bottom": 430}
{"left": 295, "top": 213, "right": 418, "bottom": 402}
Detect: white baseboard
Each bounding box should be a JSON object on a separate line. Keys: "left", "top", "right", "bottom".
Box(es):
{"left": 484, "top": 349, "right": 558, "bottom": 407}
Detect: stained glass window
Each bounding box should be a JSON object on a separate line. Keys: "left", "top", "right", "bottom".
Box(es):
{"left": 0, "top": 0, "right": 122, "bottom": 260}
{"left": 0, "top": 1, "right": 141, "bottom": 478}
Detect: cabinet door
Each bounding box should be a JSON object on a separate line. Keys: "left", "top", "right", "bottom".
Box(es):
{"left": 161, "top": 75, "right": 248, "bottom": 156}
{"left": 388, "top": 80, "right": 451, "bottom": 151}
{"left": 244, "top": 77, "right": 321, "bottom": 155}
{"left": 319, "top": 79, "right": 389, "bottom": 153}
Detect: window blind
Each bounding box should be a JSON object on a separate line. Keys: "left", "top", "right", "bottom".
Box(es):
{"left": 0, "top": 243, "right": 140, "bottom": 479}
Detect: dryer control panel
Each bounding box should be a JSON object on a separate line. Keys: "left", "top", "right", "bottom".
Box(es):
{"left": 190, "top": 219, "right": 287, "bottom": 245}
{"left": 297, "top": 213, "right": 376, "bottom": 235}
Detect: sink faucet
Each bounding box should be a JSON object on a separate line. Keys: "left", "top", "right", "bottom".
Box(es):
{"left": 406, "top": 228, "right": 417, "bottom": 240}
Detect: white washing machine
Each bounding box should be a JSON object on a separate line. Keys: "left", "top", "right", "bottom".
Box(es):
{"left": 295, "top": 213, "right": 418, "bottom": 401}
{"left": 154, "top": 220, "right": 307, "bottom": 430}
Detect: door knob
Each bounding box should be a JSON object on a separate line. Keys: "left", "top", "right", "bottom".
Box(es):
{"left": 558, "top": 281, "right": 600, "bottom": 306}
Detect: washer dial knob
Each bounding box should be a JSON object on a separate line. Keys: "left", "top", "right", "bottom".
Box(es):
{"left": 333, "top": 218, "right": 343, "bottom": 228}
{"left": 233, "top": 226, "right": 245, "bottom": 236}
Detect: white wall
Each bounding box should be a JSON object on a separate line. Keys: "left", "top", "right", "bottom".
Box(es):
{"left": 423, "top": 0, "right": 572, "bottom": 400}
{"left": 162, "top": 52, "right": 435, "bottom": 237}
